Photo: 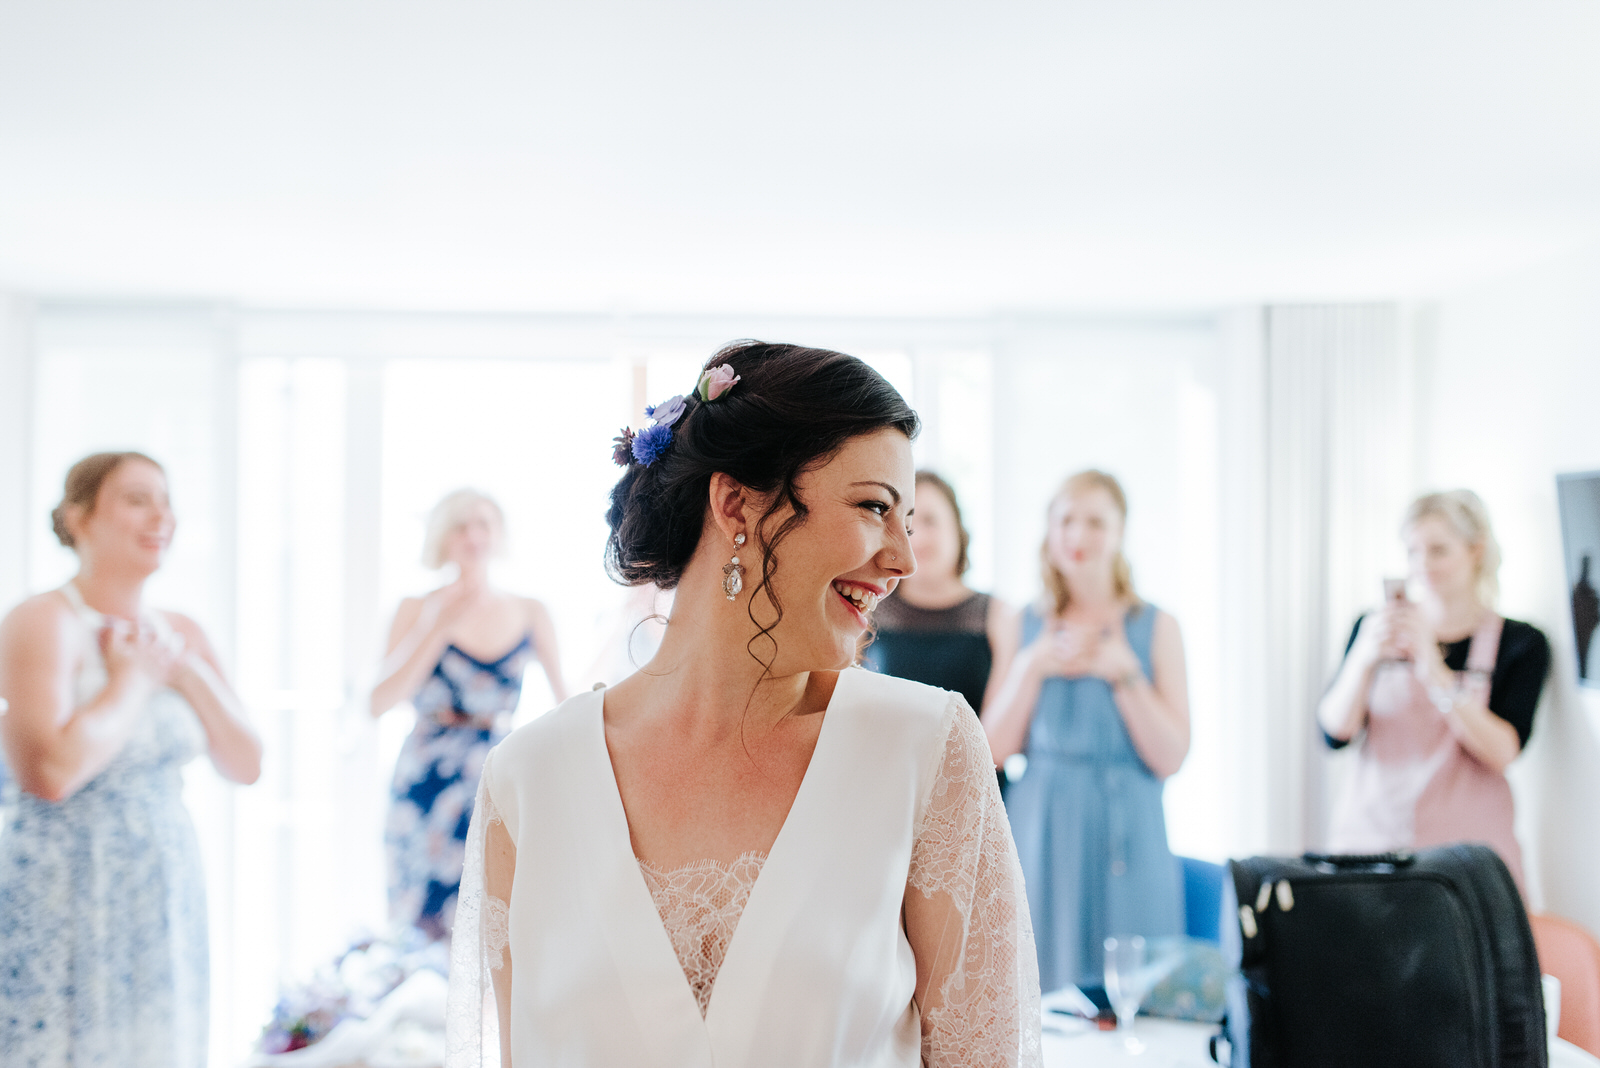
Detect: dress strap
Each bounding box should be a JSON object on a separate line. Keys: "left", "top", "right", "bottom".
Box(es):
{"left": 59, "top": 580, "right": 170, "bottom": 637}
{"left": 1020, "top": 604, "right": 1044, "bottom": 646}
{"left": 1464, "top": 613, "right": 1504, "bottom": 675}
{"left": 58, "top": 581, "right": 101, "bottom": 624}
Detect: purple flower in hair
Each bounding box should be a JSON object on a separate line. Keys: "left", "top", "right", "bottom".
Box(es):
{"left": 632, "top": 423, "right": 674, "bottom": 467}
{"left": 611, "top": 428, "right": 636, "bottom": 466}
{"left": 644, "top": 394, "right": 687, "bottom": 428}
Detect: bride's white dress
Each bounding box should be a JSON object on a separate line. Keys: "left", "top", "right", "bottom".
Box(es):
{"left": 446, "top": 667, "right": 1040, "bottom": 1067}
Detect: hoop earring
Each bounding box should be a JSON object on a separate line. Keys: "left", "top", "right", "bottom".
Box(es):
{"left": 723, "top": 533, "right": 746, "bottom": 601}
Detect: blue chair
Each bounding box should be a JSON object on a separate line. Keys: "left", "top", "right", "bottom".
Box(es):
{"left": 1179, "top": 856, "right": 1226, "bottom": 944}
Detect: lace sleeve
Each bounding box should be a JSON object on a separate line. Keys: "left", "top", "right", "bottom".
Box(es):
{"left": 446, "top": 748, "right": 513, "bottom": 1068}
{"left": 906, "top": 698, "right": 1042, "bottom": 1068}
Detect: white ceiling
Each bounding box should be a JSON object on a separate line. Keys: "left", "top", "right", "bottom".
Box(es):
{"left": 2, "top": 0, "right": 1598, "bottom": 315}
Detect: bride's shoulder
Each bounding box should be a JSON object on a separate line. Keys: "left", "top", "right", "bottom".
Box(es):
{"left": 840, "top": 667, "right": 966, "bottom": 732}
{"left": 493, "top": 687, "right": 604, "bottom": 767}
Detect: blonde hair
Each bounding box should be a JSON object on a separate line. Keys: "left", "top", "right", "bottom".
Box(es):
{"left": 421, "top": 488, "right": 506, "bottom": 570}
{"left": 1402, "top": 489, "right": 1501, "bottom": 606}
{"left": 1040, "top": 469, "right": 1138, "bottom": 615}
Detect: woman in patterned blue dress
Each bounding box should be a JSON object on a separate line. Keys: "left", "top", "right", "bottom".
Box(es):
{"left": 0, "top": 452, "right": 262, "bottom": 1067}
{"left": 983, "top": 470, "right": 1190, "bottom": 995}
{"left": 371, "top": 489, "right": 567, "bottom": 940}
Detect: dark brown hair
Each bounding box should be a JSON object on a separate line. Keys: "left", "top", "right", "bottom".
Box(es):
{"left": 51, "top": 451, "right": 164, "bottom": 549}
{"left": 605, "top": 341, "right": 919, "bottom": 669}
{"left": 915, "top": 470, "right": 971, "bottom": 577}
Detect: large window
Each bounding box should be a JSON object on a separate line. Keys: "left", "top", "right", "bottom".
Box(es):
{"left": 15, "top": 306, "right": 1228, "bottom": 1062}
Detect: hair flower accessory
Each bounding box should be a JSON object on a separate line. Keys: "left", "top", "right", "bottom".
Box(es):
{"left": 631, "top": 423, "right": 673, "bottom": 466}
{"left": 696, "top": 364, "right": 741, "bottom": 402}
{"left": 624, "top": 393, "right": 688, "bottom": 468}
{"left": 611, "top": 428, "right": 636, "bottom": 467}
{"left": 644, "top": 394, "right": 687, "bottom": 428}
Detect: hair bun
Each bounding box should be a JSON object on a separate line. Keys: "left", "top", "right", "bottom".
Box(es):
{"left": 51, "top": 506, "right": 74, "bottom": 548}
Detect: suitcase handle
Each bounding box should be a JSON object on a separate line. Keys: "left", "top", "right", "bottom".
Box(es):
{"left": 1302, "top": 850, "right": 1415, "bottom": 868}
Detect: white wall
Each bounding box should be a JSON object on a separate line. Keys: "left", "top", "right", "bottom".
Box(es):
{"left": 1421, "top": 243, "right": 1600, "bottom": 934}
{"left": 0, "top": 296, "right": 33, "bottom": 616}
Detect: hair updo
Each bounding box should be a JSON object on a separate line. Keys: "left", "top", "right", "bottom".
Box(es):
{"left": 51, "top": 451, "right": 164, "bottom": 549}
{"left": 604, "top": 341, "right": 920, "bottom": 603}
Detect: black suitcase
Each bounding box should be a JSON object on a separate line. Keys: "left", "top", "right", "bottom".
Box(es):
{"left": 1216, "top": 844, "right": 1546, "bottom": 1068}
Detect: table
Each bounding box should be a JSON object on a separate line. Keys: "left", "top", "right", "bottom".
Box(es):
{"left": 1040, "top": 1015, "right": 1600, "bottom": 1068}
{"left": 1042, "top": 1016, "right": 1214, "bottom": 1067}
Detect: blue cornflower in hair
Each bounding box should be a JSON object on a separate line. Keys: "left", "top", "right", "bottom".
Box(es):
{"left": 631, "top": 422, "right": 674, "bottom": 467}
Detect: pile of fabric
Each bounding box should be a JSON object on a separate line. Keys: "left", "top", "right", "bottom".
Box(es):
{"left": 249, "top": 929, "right": 450, "bottom": 1068}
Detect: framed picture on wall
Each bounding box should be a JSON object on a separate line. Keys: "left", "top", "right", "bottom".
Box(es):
{"left": 1556, "top": 471, "right": 1600, "bottom": 688}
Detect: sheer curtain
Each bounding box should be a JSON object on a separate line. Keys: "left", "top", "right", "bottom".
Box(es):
{"left": 1256, "top": 304, "right": 1415, "bottom": 853}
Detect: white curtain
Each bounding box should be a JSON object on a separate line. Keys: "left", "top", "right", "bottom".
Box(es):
{"left": 1252, "top": 304, "right": 1414, "bottom": 852}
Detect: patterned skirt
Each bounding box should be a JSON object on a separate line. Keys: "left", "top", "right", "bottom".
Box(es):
{"left": 0, "top": 770, "right": 208, "bottom": 1068}
{"left": 385, "top": 716, "right": 506, "bottom": 941}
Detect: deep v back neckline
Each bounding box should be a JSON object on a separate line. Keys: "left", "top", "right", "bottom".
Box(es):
{"left": 587, "top": 671, "right": 849, "bottom": 1028}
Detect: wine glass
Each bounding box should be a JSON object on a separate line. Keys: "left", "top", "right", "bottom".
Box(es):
{"left": 1104, "top": 935, "right": 1150, "bottom": 1053}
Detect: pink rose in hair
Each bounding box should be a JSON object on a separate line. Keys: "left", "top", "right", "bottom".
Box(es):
{"left": 697, "top": 364, "right": 741, "bottom": 402}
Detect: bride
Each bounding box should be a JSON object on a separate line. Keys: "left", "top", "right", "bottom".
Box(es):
{"left": 447, "top": 342, "right": 1040, "bottom": 1067}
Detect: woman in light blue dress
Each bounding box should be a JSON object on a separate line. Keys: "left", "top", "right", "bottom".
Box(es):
{"left": 984, "top": 469, "right": 1190, "bottom": 995}
{"left": 369, "top": 489, "right": 566, "bottom": 940}
{"left": 0, "top": 452, "right": 262, "bottom": 1067}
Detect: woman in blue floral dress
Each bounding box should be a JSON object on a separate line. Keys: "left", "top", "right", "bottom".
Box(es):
{"left": 0, "top": 452, "right": 262, "bottom": 1067}
{"left": 370, "top": 489, "right": 566, "bottom": 940}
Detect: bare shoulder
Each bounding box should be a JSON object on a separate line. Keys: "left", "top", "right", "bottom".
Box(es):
{"left": 157, "top": 608, "right": 204, "bottom": 640}
{"left": 389, "top": 594, "right": 427, "bottom": 627}
{"left": 1, "top": 591, "right": 79, "bottom": 651}
{"left": 156, "top": 609, "right": 219, "bottom": 653}
{"left": 520, "top": 597, "right": 555, "bottom": 627}
{"left": 1151, "top": 607, "right": 1184, "bottom": 641}
{"left": 985, "top": 594, "right": 1018, "bottom": 633}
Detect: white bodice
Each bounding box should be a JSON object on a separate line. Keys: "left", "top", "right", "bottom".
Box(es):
{"left": 446, "top": 667, "right": 1041, "bottom": 1067}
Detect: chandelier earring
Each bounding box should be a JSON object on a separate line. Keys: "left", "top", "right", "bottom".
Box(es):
{"left": 723, "top": 533, "right": 746, "bottom": 601}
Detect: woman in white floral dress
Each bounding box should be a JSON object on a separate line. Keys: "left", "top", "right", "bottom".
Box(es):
{"left": 0, "top": 452, "right": 262, "bottom": 1067}
{"left": 447, "top": 343, "right": 1040, "bottom": 1067}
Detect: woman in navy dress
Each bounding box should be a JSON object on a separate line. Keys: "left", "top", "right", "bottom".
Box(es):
{"left": 370, "top": 489, "right": 567, "bottom": 940}
{"left": 983, "top": 469, "right": 1190, "bottom": 995}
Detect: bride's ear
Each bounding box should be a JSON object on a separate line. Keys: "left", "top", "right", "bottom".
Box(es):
{"left": 707, "top": 473, "right": 751, "bottom": 545}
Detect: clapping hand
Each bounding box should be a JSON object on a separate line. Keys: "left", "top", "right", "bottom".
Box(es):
{"left": 100, "top": 618, "right": 185, "bottom": 692}
{"left": 1029, "top": 621, "right": 1140, "bottom": 683}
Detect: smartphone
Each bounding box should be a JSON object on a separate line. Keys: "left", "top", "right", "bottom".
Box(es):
{"left": 1382, "top": 578, "right": 1408, "bottom": 604}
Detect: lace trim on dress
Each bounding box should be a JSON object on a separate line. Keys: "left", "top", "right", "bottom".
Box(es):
{"left": 445, "top": 698, "right": 1041, "bottom": 1068}
{"left": 637, "top": 851, "right": 768, "bottom": 1017}
{"left": 445, "top": 751, "right": 506, "bottom": 1066}
{"left": 911, "top": 699, "right": 1043, "bottom": 1068}
{"left": 483, "top": 897, "right": 510, "bottom": 970}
